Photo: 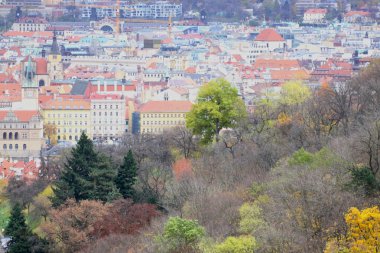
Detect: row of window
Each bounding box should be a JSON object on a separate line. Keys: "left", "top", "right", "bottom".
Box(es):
{"left": 47, "top": 114, "right": 87, "bottom": 118}
{"left": 93, "top": 120, "right": 120, "bottom": 124}
{"left": 57, "top": 128, "right": 87, "bottom": 134}
{"left": 3, "top": 144, "right": 27, "bottom": 150}
{"left": 93, "top": 105, "right": 120, "bottom": 109}
{"left": 141, "top": 120, "right": 185, "bottom": 126}
{"left": 93, "top": 126, "right": 119, "bottom": 131}
{"left": 48, "top": 121, "right": 87, "bottom": 126}
{"left": 3, "top": 124, "right": 29, "bottom": 129}
{"left": 2, "top": 132, "right": 27, "bottom": 140}
{"left": 93, "top": 112, "right": 119, "bottom": 116}
{"left": 141, "top": 113, "right": 186, "bottom": 118}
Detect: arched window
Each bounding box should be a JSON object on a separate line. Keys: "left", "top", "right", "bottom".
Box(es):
{"left": 3, "top": 144, "right": 6, "bottom": 150}
{"left": 8, "top": 132, "right": 12, "bottom": 140}
{"left": 15, "top": 144, "right": 18, "bottom": 150}
{"left": 2, "top": 132, "right": 6, "bottom": 140}
{"left": 9, "top": 144, "right": 12, "bottom": 150}
{"left": 14, "top": 132, "right": 19, "bottom": 140}
{"left": 23, "top": 144, "right": 26, "bottom": 150}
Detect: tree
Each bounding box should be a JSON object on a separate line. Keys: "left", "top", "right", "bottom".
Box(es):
{"left": 5, "top": 204, "right": 33, "bottom": 253}
{"left": 157, "top": 217, "right": 205, "bottom": 253}
{"left": 186, "top": 78, "right": 246, "bottom": 144}
{"left": 115, "top": 150, "right": 137, "bottom": 199}
{"left": 279, "top": 81, "right": 311, "bottom": 106}
{"left": 51, "top": 132, "right": 98, "bottom": 206}
{"left": 89, "top": 154, "right": 120, "bottom": 202}
{"left": 325, "top": 206, "right": 380, "bottom": 253}
{"left": 215, "top": 236, "right": 257, "bottom": 253}
{"left": 41, "top": 199, "right": 108, "bottom": 252}
{"left": 43, "top": 123, "right": 57, "bottom": 145}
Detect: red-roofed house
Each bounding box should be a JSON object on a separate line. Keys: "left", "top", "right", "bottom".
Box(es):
{"left": 0, "top": 159, "right": 39, "bottom": 180}
{"left": 303, "top": 9, "right": 327, "bottom": 24}
{"left": 139, "top": 101, "right": 192, "bottom": 134}
{"left": 344, "top": 11, "right": 373, "bottom": 23}
{"left": 250, "top": 29, "right": 287, "bottom": 63}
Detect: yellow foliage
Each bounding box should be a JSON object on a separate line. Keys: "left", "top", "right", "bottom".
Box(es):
{"left": 277, "top": 112, "right": 292, "bottom": 126}
{"left": 324, "top": 206, "right": 380, "bottom": 253}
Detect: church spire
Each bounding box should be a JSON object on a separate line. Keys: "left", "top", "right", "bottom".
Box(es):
{"left": 51, "top": 31, "right": 60, "bottom": 55}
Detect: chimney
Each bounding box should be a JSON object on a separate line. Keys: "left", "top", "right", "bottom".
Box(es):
{"left": 103, "top": 80, "right": 107, "bottom": 92}
{"left": 97, "top": 80, "right": 100, "bottom": 93}
{"left": 114, "top": 80, "right": 117, "bottom": 92}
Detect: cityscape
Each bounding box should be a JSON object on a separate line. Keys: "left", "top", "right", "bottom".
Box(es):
{"left": 0, "top": 0, "right": 379, "bottom": 252}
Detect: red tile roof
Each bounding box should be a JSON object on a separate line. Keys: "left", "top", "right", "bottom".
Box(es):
{"left": 254, "top": 59, "right": 300, "bottom": 70}
{"left": 255, "top": 29, "right": 284, "bottom": 42}
{"left": 35, "top": 58, "right": 48, "bottom": 75}
{"left": 0, "top": 111, "right": 40, "bottom": 122}
{"left": 305, "top": 8, "right": 327, "bottom": 14}
{"left": 139, "top": 101, "right": 192, "bottom": 113}
{"left": 345, "top": 11, "right": 370, "bottom": 17}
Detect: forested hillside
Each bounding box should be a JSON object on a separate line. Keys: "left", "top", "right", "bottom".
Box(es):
{"left": 2, "top": 62, "right": 380, "bottom": 252}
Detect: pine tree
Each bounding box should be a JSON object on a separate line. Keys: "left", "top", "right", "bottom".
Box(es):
{"left": 89, "top": 154, "right": 121, "bottom": 202}
{"left": 5, "top": 204, "right": 33, "bottom": 253}
{"left": 52, "top": 132, "right": 97, "bottom": 207}
{"left": 115, "top": 150, "right": 138, "bottom": 199}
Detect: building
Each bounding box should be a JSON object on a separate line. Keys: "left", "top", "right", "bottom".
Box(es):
{"left": 6, "top": 0, "right": 42, "bottom": 6}
{"left": 344, "top": 11, "right": 373, "bottom": 23}
{"left": 90, "top": 94, "right": 126, "bottom": 141}
{"left": 248, "top": 29, "right": 286, "bottom": 63}
{"left": 139, "top": 101, "right": 192, "bottom": 134}
{"left": 303, "top": 8, "right": 327, "bottom": 24}
{"left": 81, "top": 1, "right": 182, "bottom": 19}
{"left": 0, "top": 111, "right": 43, "bottom": 160}
{"left": 47, "top": 33, "right": 64, "bottom": 81}
{"left": 41, "top": 98, "right": 92, "bottom": 143}
{"left": 12, "top": 17, "right": 48, "bottom": 32}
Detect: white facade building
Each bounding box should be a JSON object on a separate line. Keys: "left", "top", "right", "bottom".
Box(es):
{"left": 90, "top": 94, "right": 126, "bottom": 141}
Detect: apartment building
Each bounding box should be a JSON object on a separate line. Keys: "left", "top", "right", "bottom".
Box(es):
{"left": 0, "top": 111, "right": 43, "bottom": 160}
{"left": 80, "top": 1, "right": 182, "bottom": 19}
{"left": 90, "top": 94, "right": 126, "bottom": 141}
{"left": 41, "top": 98, "right": 92, "bottom": 143}
{"left": 139, "top": 101, "right": 192, "bottom": 134}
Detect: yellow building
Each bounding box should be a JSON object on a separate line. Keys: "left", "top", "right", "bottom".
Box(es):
{"left": 139, "top": 101, "right": 192, "bottom": 134}
{"left": 41, "top": 98, "right": 91, "bottom": 143}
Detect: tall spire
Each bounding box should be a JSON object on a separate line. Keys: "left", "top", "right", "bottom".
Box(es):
{"left": 51, "top": 31, "right": 60, "bottom": 55}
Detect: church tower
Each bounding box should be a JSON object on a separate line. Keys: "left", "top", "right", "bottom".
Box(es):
{"left": 21, "top": 56, "right": 39, "bottom": 110}
{"left": 47, "top": 31, "right": 63, "bottom": 81}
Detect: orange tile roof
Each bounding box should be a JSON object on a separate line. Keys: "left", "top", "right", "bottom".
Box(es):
{"left": 35, "top": 58, "right": 48, "bottom": 75}
{"left": 305, "top": 8, "right": 327, "bottom": 14}
{"left": 41, "top": 98, "right": 91, "bottom": 110}
{"left": 139, "top": 101, "right": 192, "bottom": 113}
{"left": 254, "top": 59, "right": 300, "bottom": 69}
{"left": 255, "top": 29, "right": 284, "bottom": 42}
{"left": 345, "top": 11, "right": 370, "bottom": 17}
{"left": 0, "top": 111, "right": 40, "bottom": 122}
{"left": 271, "top": 70, "right": 309, "bottom": 80}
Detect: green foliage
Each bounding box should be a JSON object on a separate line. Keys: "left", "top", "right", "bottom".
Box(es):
{"left": 279, "top": 81, "right": 311, "bottom": 106}
{"left": 157, "top": 216, "right": 205, "bottom": 253}
{"left": 89, "top": 154, "right": 120, "bottom": 202}
{"left": 239, "top": 202, "right": 266, "bottom": 234}
{"left": 288, "top": 147, "right": 341, "bottom": 169}
{"left": 115, "top": 150, "right": 138, "bottom": 199}
{"left": 215, "top": 236, "right": 257, "bottom": 253}
{"left": 52, "top": 132, "right": 120, "bottom": 206}
{"left": 288, "top": 148, "right": 313, "bottom": 166}
{"left": 349, "top": 167, "right": 380, "bottom": 196}
{"left": 186, "top": 78, "right": 246, "bottom": 144}
{"left": 5, "top": 203, "right": 33, "bottom": 253}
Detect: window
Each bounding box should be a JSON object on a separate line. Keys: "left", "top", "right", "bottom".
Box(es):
{"left": 23, "top": 144, "right": 26, "bottom": 150}
{"left": 15, "top": 144, "right": 18, "bottom": 150}
{"left": 8, "top": 132, "right": 12, "bottom": 139}
{"left": 9, "top": 144, "right": 12, "bottom": 150}
{"left": 2, "top": 132, "right": 6, "bottom": 140}
{"left": 3, "top": 144, "right": 6, "bottom": 150}
{"left": 15, "top": 132, "right": 18, "bottom": 140}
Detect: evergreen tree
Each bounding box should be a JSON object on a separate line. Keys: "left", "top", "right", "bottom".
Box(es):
{"left": 115, "top": 150, "right": 138, "bottom": 199}
{"left": 51, "top": 132, "right": 97, "bottom": 207}
{"left": 5, "top": 204, "right": 33, "bottom": 253}
{"left": 89, "top": 154, "right": 121, "bottom": 202}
